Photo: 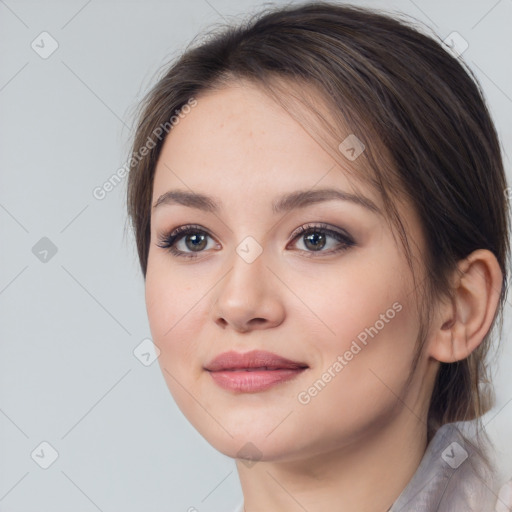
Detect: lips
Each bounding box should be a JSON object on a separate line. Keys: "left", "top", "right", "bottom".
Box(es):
{"left": 204, "top": 350, "right": 309, "bottom": 393}
{"left": 204, "top": 350, "right": 308, "bottom": 372}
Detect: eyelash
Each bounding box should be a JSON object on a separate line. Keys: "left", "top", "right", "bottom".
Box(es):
{"left": 156, "top": 223, "right": 355, "bottom": 260}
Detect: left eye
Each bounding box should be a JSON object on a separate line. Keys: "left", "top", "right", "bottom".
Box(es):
{"left": 288, "top": 223, "right": 355, "bottom": 256}
{"left": 156, "top": 223, "right": 355, "bottom": 259}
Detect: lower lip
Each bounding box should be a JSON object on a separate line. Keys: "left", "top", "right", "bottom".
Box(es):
{"left": 207, "top": 368, "right": 307, "bottom": 392}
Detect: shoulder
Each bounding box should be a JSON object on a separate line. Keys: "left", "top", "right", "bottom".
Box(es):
{"left": 390, "top": 422, "right": 505, "bottom": 512}
{"left": 496, "top": 479, "right": 512, "bottom": 511}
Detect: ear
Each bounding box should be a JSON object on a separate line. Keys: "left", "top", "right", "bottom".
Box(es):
{"left": 428, "top": 249, "right": 503, "bottom": 363}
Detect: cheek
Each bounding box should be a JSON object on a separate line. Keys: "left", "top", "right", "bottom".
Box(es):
{"left": 301, "top": 247, "right": 420, "bottom": 402}
{"left": 145, "top": 256, "right": 202, "bottom": 365}
{"left": 294, "top": 298, "right": 420, "bottom": 448}
{"left": 313, "top": 288, "right": 417, "bottom": 392}
{"left": 304, "top": 249, "right": 414, "bottom": 352}
{"left": 145, "top": 263, "right": 209, "bottom": 416}
{"left": 313, "top": 292, "right": 419, "bottom": 409}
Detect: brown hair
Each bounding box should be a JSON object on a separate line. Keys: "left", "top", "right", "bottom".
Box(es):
{"left": 126, "top": 1, "right": 510, "bottom": 445}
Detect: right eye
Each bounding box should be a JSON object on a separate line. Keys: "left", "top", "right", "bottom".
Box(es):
{"left": 156, "top": 224, "right": 219, "bottom": 259}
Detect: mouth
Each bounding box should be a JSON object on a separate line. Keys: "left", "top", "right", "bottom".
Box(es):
{"left": 218, "top": 366, "right": 299, "bottom": 371}
{"left": 204, "top": 350, "right": 309, "bottom": 393}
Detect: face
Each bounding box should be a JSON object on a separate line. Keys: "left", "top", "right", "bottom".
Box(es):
{"left": 145, "top": 81, "right": 431, "bottom": 463}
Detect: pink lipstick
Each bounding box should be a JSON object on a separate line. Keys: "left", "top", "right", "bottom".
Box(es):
{"left": 204, "top": 350, "right": 308, "bottom": 392}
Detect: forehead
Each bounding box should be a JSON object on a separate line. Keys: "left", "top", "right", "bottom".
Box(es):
{"left": 152, "top": 81, "right": 381, "bottom": 211}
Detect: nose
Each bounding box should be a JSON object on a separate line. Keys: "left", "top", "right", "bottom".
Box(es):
{"left": 211, "top": 249, "right": 285, "bottom": 333}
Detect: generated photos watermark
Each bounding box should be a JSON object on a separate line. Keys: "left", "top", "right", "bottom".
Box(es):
{"left": 297, "top": 301, "right": 403, "bottom": 405}
{"left": 92, "top": 97, "right": 198, "bottom": 200}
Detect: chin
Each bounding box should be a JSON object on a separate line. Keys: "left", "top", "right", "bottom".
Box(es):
{"left": 191, "top": 417, "right": 297, "bottom": 461}
{"left": 213, "top": 436, "right": 300, "bottom": 464}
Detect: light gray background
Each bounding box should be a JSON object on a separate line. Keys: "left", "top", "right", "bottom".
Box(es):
{"left": 1, "top": 0, "right": 511, "bottom": 511}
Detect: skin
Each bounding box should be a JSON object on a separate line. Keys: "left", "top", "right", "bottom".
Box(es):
{"left": 144, "top": 80, "right": 503, "bottom": 512}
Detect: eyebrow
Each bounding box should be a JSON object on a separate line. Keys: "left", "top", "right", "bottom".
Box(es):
{"left": 152, "top": 188, "right": 381, "bottom": 215}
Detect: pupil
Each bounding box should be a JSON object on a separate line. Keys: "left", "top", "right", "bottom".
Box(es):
{"left": 305, "top": 232, "right": 325, "bottom": 250}
{"left": 187, "top": 234, "right": 206, "bottom": 251}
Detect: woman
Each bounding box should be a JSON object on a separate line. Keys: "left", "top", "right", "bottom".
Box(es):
{"left": 126, "top": 2, "right": 512, "bottom": 510}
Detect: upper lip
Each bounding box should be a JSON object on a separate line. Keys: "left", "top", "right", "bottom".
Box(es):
{"left": 204, "top": 350, "right": 309, "bottom": 371}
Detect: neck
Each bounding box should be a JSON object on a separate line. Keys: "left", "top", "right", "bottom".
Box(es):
{"left": 236, "top": 410, "right": 429, "bottom": 512}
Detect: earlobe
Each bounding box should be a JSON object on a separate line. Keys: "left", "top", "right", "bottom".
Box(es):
{"left": 428, "top": 249, "right": 503, "bottom": 363}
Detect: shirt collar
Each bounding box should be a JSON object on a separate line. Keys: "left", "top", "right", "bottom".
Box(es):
{"left": 389, "top": 422, "right": 498, "bottom": 512}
